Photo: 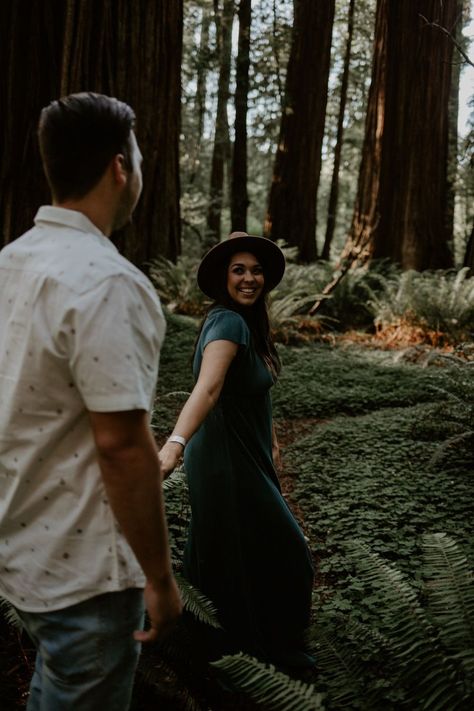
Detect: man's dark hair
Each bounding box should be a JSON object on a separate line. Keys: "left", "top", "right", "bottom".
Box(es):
{"left": 38, "top": 92, "right": 136, "bottom": 202}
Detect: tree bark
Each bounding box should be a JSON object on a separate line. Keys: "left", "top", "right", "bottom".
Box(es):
{"left": 205, "top": 0, "right": 234, "bottom": 249}
{"left": 231, "top": 0, "right": 251, "bottom": 232}
{"left": 0, "top": 0, "right": 65, "bottom": 245}
{"left": 265, "top": 0, "right": 335, "bottom": 262}
{"left": 60, "top": 0, "right": 183, "bottom": 264}
{"left": 189, "top": 5, "right": 212, "bottom": 185}
{"left": 445, "top": 1, "right": 463, "bottom": 248}
{"left": 347, "top": 0, "right": 457, "bottom": 270}
{"left": 1, "top": 0, "right": 183, "bottom": 265}
{"left": 464, "top": 223, "right": 474, "bottom": 275}
{"left": 322, "top": 0, "right": 355, "bottom": 261}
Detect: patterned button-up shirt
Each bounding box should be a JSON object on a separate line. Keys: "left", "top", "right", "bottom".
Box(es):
{"left": 0, "top": 206, "right": 165, "bottom": 611}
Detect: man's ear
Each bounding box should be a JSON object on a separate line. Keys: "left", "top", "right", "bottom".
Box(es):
{"left": 111, "top": 154, "right": 127, "bottom": 186}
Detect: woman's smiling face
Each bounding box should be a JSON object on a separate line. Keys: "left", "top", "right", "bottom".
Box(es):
{"left": 226, "top": 251, "right": 265, "bottom": 306}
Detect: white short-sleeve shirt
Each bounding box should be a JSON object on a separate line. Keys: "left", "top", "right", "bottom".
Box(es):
{"left": 0, "top": 206, "right": 166, "bottom": 612}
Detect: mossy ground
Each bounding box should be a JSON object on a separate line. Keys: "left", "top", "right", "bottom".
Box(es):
{"left": 2, "top": 311, "right": 472, "bottom": 709}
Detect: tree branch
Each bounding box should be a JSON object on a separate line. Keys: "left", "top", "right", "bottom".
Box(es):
{"left": 419, "top": 14, "right": 474, "bottom": 68}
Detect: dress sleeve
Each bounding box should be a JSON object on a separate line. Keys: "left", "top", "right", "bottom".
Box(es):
{"left": 62, "top": 273, "right": 166, "bottom": 412}
{"left": 201, "top": 309, "right": 250, "bottom": 350}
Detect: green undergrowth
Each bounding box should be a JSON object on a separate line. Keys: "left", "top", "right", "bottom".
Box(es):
{"left": 275, "top": 343, "right": 474, "bottom": 707}
{"left": 272, "top": 343, "right": 452, "bottom": 419}
{"left": 152, "top": 310, "right": 197, "bottom": 439}
{"left": 152, "top": 312, "right": 474, "bottom": 708}
{"left": 288, "top": 406, "right": 474, "bottom": 619}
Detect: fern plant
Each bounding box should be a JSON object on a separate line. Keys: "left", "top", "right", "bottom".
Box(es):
{"left": 312, "top": 534, "right": 474, "bottom": 710}
{"left": 211, "top": 653, "right": 325, "bottom": 710}
{"left": 414, "top": 361, "right": 474, "bottom": 472}
{"left": 366, "top": 268, "right": 474, "bottom": 341}
{"left": 0, "top": 597, "right": 23, "bottom": 630}
{"left": 175, "top": 573, "right": 221, "bottom": 629}
{"left": 148, "top": 255, "right": 207, "bottom": 315}
{"left": 422, "top": 534, "right": 474, "bottom": 676}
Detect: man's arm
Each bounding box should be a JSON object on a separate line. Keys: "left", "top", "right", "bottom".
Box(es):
{"left": 89, "top": 409, "right": 182, "bottom": 642}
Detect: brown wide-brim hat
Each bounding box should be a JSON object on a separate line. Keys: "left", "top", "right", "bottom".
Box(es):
{"left": 197, "top": 231, "right": 286, "bottom": 299}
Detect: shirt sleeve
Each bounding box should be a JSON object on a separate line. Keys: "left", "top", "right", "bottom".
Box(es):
{"left": 62, "top": 273, "right": 166, "bottom": 412}
{"left": 201, "top": 309, "right": 250, "bottom": 350}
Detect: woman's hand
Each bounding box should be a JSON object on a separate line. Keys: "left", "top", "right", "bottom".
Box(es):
{"left": 158, "top": 441, "right": 184, "bottom": 479}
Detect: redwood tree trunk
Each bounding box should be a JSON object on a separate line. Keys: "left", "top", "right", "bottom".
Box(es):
{"left": 0, "top": 0, "right": 65, "bottom": 245}
{"left": 464, "top": 223, "right": 474, "bottom": 275}
{"left": 231, "top": 0, "right": 251, "bottom": 232}
{"left": 61, "top": 0, "right": 183, "bottom": 264}
{"left": 348, "top": 0, "right": 457, "bottom": 270}
{"left": 322, "top": 0, "right": 355, "bottom": 261}
{"left": 265, "top": 0, "right": 335, "bottom": 262}
{"left": 1, "top": 0, "right": 183, "bottom": 265}
{"left": 205, "top": 0, "right": 234, "bottom": 249}
{"left": 445, "top": 3, "right": 463, "bottom": 248}
{"left": 189, "top": 6, "right": 212, "bottom": 185}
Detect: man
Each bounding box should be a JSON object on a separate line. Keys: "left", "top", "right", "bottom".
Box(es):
{"left": 0, "top": 93, "right": 182, "bottom": 710}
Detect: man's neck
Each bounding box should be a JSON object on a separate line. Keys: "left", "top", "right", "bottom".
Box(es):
{"left": 54, "top": 201, "right": 112, "bottom": 237}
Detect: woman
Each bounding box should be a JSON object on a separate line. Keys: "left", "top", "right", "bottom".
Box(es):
{"left": 159, "top": 232, "right": 314, "bottom": 668}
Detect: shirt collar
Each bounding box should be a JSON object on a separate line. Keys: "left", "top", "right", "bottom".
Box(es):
{"left": 34, "top": 206, "right": 117, "bottom": 251}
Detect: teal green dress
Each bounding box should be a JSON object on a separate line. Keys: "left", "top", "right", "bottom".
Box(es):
{"left": 183, "top": 307, "right": 314, "bottom": 667}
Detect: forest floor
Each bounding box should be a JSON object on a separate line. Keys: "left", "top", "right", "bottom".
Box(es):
{"left": 0, "top": 416, "right": 316, "bottom": 711}
{"left": 1, "top": 316, "right": 472, "bottom": 709}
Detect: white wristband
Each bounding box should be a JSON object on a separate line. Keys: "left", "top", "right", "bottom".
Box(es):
{"left": 167, "top": 435, "right": 187, "bottom": 448}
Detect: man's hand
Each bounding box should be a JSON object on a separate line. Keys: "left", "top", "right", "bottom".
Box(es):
{"left": 134, "top": 577, "right": 182, "bottom": 643}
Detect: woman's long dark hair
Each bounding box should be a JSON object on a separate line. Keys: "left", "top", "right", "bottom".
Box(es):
{"left": 193, "top": 252, "right": 281, "bottom": 378}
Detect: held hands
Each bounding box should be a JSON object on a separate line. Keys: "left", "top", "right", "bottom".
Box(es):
{"left": 158, "top": 441, "right": 184, "bottom": 479}
{"left": 134, "top": 576, "right": 182, "bottom": 643}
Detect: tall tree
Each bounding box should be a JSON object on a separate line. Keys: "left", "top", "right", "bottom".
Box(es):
{"left": 322, "top": 0, "right": 355, "bottom": 261}
{"left": 205, "top": 0, "right": 234, "bottom": 248}
{"left": 347, "top": 0, "right": 458, "bottom": 270}
{"left": 231, "top": 0, "right": 251, "bottom": 232}
{"left": 189, "top": 3, "right": 212, "bottom": 185}
{"left": 265, "top": 0, "right": 335, "bottom": 262}
{"left": 0, "top": 0, "right": 65, "bottom": 245}
{"left": 1, "top": 0, "right": 183, "bottom": 265}
{"left": 464, "top": 223, "right": 474, "bottom": 274}
{"left": 445, "top": 1, "right": 465, "bottom": 249}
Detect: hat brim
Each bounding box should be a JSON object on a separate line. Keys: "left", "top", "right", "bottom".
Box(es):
{"left": 197, "top": 235, "right": 286, "bottom": 300}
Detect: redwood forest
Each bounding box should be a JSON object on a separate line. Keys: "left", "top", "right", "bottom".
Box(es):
{"left": 1, "top": 1, "right": 474, "bottom": 709}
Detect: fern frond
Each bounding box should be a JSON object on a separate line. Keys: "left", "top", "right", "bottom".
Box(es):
{"left": 175, "top": 573, "right": 222, "bottom": 629}
{"left": 423, "top": 533, "right": 474, "bottom": 675}
{"left": 429, "top": 430, "right": 474, "bottom": 470}
{"left": 0, "top": 597, "right": 23, "bottom": 630}
{"left": 345, "top": 617, "right": 393, "bottom": 654}
{"left": 211, "top": 653, "right": 324, "bottom": 710}
{"left": 269, "top": 292, "right": 320, "bottom": 325}
{"left": 137, "top": 654, "right": 203, "bottom": 711}
{"left": 311, "top": 624, "right": 365, "bottom": 707}
{"left": 349, "top": 541, "right": 468, "bottom": 709}
{"left": 162, "top": 466, "right": 188, "bottom": 493}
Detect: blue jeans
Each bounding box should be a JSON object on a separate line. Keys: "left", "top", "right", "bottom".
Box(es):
{"left": 17, "top": 588, "right": 145, "bottom": 711}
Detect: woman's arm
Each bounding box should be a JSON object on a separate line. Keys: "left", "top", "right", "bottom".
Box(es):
{"left": 159, "top": 339, "right": 238, "bottom": 477}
